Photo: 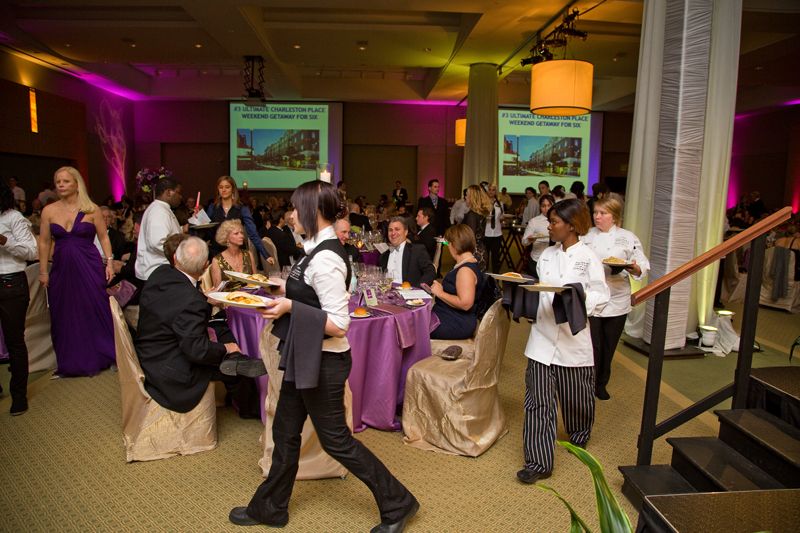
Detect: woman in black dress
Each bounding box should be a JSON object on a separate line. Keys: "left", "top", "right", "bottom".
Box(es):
{"left": 229, "top": 181, "right": 418, "bottom": 532}
{"left": 461, "top": 184, "right": 491, "bottom": 271}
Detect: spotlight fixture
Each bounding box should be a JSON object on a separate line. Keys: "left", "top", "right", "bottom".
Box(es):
{"left": 292, "top": 43, "right": 302, "bottom": 49}
{"left": 243, "top": 55, "right": 267, "bottom": 105}
{"left": 356, "top": 40, "right": 368, "bottom": 51}
{"left": 194, "top": 43, "right": 203, "bottom": 49}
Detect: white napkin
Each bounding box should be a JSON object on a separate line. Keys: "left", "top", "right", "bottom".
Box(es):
{"left": 188, "top": 209, "right": 211, "bottom": 225}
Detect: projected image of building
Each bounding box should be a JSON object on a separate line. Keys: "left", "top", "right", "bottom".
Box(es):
{"left": 503, "top": 135, "right": 582, "bottom": 178}
{"left": 236, "top": 129, "right": 320, "bottom": 171}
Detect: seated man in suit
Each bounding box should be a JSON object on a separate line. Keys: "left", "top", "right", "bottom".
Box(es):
{"left": 414, "top": 207, "right": 437, "bottom": 261}
{"left": 135, "top": 236, "right": 264, "bottom": 414}
{"left": 348, "top": 202, "right": 372, "bottom": 232}
{"left": 264, "top": 209, "right": 302, "bottom": 269}
{"left": 335, "top": 218, "right": 362, "bottom": 263}
{"left": 379, "top": 216, "right": 436, "bottom": 287}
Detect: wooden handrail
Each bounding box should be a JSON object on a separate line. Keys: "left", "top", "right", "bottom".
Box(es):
{"left": 631, "top": 206, "right": 793, "bottom": 306}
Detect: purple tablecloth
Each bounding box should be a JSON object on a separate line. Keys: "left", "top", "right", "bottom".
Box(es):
{"left": 226, "top": 299, "right": 438, "bottom": 432}
{"left": 361, "top": 250, "right": 381, "bottom": 266}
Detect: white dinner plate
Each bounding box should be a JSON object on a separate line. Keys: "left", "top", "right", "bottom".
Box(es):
{"left": 602, "top": 259, "right": 634, "bottom": 268}
{"left": 224, "top": 270, "right": 280, "bottom": 287}
{"left": 350, "top": 311, "right": 372, "bottom": 318}
{"left": 521, "top": 284, "right": 567, "bottom": 293}
{"left": 208, "top": 291, "right": 271, "bottom": 308}
{"left": 487, "top": 272, "right": 533, "bottom": 283}
{"left": 189, "top": 222, "right": 219, "bottom": 229}
{"left": 405, "top": 299, "right": 426, "bottom": 307}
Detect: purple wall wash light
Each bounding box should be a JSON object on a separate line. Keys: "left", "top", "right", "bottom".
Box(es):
{"left": 95, "top": 99, "right": 128, "bottom": 200}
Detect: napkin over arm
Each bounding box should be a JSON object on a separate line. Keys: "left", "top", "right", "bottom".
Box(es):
{"left": 278, "top": 301, "right": 327, "bottom": 389}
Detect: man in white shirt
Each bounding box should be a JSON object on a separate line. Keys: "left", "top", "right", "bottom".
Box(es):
{"left": 0, "top": 181, "right": 38, "bottom": 415}
{"left": 9, "top": 177, "right": 25, "bottom": 210}
{"left": 135, "top": 177, "right": 183, "bottom": 281}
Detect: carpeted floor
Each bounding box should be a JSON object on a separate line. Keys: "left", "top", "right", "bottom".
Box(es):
{"left": 0, "top": 317, "right": 721, "bottom": 533}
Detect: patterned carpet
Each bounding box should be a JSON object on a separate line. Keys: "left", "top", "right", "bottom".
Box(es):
{"left": 0, "top": 317, "right": 721, "bottom": 533}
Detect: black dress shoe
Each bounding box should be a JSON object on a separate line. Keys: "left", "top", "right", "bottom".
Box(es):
{"left": 10, "top": 398, "right": 28, "bottom": 416}
{"left": 228, "top": 507, "right": 288, "bottom": 527}
{"left": 516, "top": 468, "right": 551, "bottom": 484}
{"left": 220, "top": 353, "right": 268, "bottom": 378}
{"left": 370, "top": 500, "right": 419, "bottom": 533}
{"left": 595, "top": 386, "right": 610, "bottom": 400}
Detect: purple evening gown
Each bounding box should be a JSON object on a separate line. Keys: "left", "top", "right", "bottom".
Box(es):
{"left": 49, "top": 211, "right": 115, "bottom": 376}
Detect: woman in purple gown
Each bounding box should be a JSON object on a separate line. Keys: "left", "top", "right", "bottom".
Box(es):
{"left": 38, "top": 166, "right": 116, "bottom": 376}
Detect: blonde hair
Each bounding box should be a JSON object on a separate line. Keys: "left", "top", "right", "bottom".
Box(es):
{"left": 215, "top": 219, "right": 244, "bottom": 246}
{"left": 215, "top": 175, "right": 240, "bottom": 206}
{"left": 53, "top": 166, "right": 97, "bottom": 213}
{"left": 594, "top": 196, "right": 624, "bottom": 226}
{"left": 466, "top": 184, "right": 491, "bottom": 216}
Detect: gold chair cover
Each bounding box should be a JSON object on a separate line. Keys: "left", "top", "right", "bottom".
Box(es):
{"left": 261, "top": 238, "right": 282, "bottom": 274}
{"left": 24, "top": 264, "right": 56, "bottom": 373}
{"left": 402, "top": 298, "right": 510, "bottom": 457}
{"left": 759, "top": 246, "right": 800, "bottom": 313}
{"left": 110, "top": 298, "right": 218, "bottom": 462}
{"left": 257, "top": 323, "right": 353, "bottom": 479}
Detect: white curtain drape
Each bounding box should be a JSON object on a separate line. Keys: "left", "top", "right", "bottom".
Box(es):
{"left": 462, "top": 63, "right": 498, "bottom": 188}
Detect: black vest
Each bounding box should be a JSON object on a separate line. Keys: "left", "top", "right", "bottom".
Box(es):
{"left": 271, "top": 237, "right": 351, "bottom": 341}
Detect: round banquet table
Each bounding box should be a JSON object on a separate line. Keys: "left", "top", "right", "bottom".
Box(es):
{"left": 361, "top": 250, "right": 381, "bottom": 266}
{"left": 226, "top": 296, "right": 439, "bottom": 432}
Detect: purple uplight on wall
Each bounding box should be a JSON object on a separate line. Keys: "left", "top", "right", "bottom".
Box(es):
{"left": 80, "top": 73, "right": 145, "bottom": 101}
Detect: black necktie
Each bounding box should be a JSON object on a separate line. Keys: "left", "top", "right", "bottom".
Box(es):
{"left": 490, "top": 204, "right": 496, "bottom": 229}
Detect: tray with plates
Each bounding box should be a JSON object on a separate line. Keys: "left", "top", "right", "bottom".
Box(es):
{"left": 521, "top": 284, "right": 567, "bottom": 293}
{"left": 224, "top": 270, "right": 280, "bottom": 287}
{"left": 207, "top": 291, "right": 271, "bottom": 308}
{"left": 487, "top": 272, "right": 535, "bottom": 283}
{"left": 189, "top": 222, "right": 219, "bottom": 229}
{"left": 602, "top": 258, "right": 634, "bottom": 268}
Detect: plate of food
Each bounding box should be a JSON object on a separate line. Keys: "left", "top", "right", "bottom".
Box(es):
{"left": 521, "top": 284, "right": 567, "bottom": 293}
{"left": 208, "top": 291, "right": 270, "bottom": 308}
{"left": 189, "top": 222, "right": 219, "bottom": 229}
{"left": 350, "top": 307, "right": 372, "bottom": 318}
{"left": 224, "top": 271, "right": 280, "bottom": 287}
{"left": 405, "top": 298, "right": 426, "bottom": 307}
{"left": 530, "top": 233, "right": 550, "bottom": 240}
{"left": 602, "top": 257, "right": 634, "bottom": 269}
{"left": 487, "top": 272, "right": 533, "bottom": 283}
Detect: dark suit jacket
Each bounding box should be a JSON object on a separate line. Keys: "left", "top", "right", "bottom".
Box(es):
{"left": 135, "top": 264, "right": 227, "bottom": 413}
{"left": 415, "top": 224, "right": 437, "bottom": 261}
{"left": 379, "top": 242, "right": 436, "bottom": 287}
{"left": 344, "top": 242, "right": 362, "bottom": 263}
{"left": 392, "top": 187, "right": 408, "bottom": 206}
{"left": 265, "top": 225, "right": 301, "bottom": 269}
{"left": 107, "top": 228, "right": 129, "bottom": 260}
{"left": 418, "top": 195, "right": 449, "bottom": 236}
{"left": 349, "top": 212, "right": 372, "bottom": 232}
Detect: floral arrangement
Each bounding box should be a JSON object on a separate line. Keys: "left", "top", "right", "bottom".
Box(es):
{"left": 134, "top": 166, "right": 173, "bottom": 201}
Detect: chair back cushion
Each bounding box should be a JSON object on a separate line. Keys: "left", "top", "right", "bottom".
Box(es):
{"left": 261, "top": 238, "right": 281, "bottom": 274}
{"left": 468, "top": 298, "right": 510, "bottom": 385}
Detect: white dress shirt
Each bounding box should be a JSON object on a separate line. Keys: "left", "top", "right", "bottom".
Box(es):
{"left": 135, "top": 199, "right": 180, "bottom": 280}
{"left": 484, "top": 203, "right": 503, "bottom": 238}
{"left": 524, "top": 241, "right": 609, "bottom": 367}
{"left": 521, "top": 214, "right": 550, "bottom": 262}
{"left": 582, "top": 225, "right": 650, "bottom": 317}
{"left": 0, "top": 209, "right": 38, "bottom": 274}
{"left": 301, "top": 225, "right": 351, "bottom": 352}
{"left": 450, "top": 199, "right": 469, "bottom": 225}
{"left": 522, "top": 199, "right": 540, "bottom": 225}
{"left": 387, "top": 241, "right": 406, "bottom": 283}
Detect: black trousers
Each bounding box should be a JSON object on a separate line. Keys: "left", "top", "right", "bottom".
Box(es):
{"left": 588, "top": 314, "right": 628, "bottom": 389}
{"left": 247, "top": 351, "right": 415, "bottom": 526}
{"left": 523, "top": 359, "right": 595, "bottom": 473}
{"left": 484, "top": 235, "right": 502, "bottom": 273}
{"left": 526, "top": 259, "right": 538, "bottom": 277}
{"left": 0, "top": 272, "right": 31, "bottom": 401}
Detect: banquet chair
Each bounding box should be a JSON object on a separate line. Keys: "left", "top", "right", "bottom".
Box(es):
{"left": 759, "top": 246, "right": 800, "bottom": 313}
{"left": 402, "top": 298, "right": 510, "bottom": 457}
{"left": 24, "top": 264, "right": 56, "bottom": 372}
{"left": 260, "top": 237, "right": 281, "bottom": 274}
{"left": 257, "top": 322, "right": 354, "bottom": 479}
{"left": 110, "top": 298, "right": 218, "bottom": 462}
{"left": 432, "top": 241, "right": 443, "bottom": 274}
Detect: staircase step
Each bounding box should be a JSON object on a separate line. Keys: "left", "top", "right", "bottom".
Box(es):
{"left": 716, "top": 409, "right": 800, "bottom": 488}
{"left": 668, "top": 437, "right": 784, "bottom": 492}
{"left": 618, "top": 465, "right": 696, "bottom": 511}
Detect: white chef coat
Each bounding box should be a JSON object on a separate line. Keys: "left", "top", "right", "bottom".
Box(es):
{"left": 524, "top": 241, "right": 609, "bottom": 367}
{"left": 582, "top": 225, "right": 649, "bottom": 317}
{"left": 521, "top": 214, "right": 550, "bottom": 262}
{"left": 135, "top": 199, "right": 181, "bottom": 280}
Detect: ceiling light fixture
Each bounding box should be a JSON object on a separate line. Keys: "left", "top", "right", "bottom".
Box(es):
{"left": 455, "top": 118, "right": 466, "bottom": 146}
{"left": 243, "top": 55, "right": 267, "bottom": 105}
{"left": 194, "top": 43, "right": 203, "bottom": 49}
{"left": 292, "top": 44, "right": 301, "bottom": 49}
{"left": 522, "top": 9, "right": 593, "bottom": 116}
{"left": 357, "top": 41, "right": 368, "bottom": 51}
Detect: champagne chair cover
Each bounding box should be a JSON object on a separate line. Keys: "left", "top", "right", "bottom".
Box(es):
{"left": 260, "top": 237, "right": 281, "bottom": 274}
{"left": 432, "top": 241, "right": 443, "bottom": 274}
{"left": 402, "top": 298, "right": 510, "bottom": 457}
{"left": 25, "top": 264, "right": 56, "bottom": 372}
{"left": 110, "top": 298, "right": 218, "bottom": 462}
{"left": 257, "top": 322, "right": 354, "bottom": 479}
{"left": 759, "top": 246, "right": 800, "bottom": 313}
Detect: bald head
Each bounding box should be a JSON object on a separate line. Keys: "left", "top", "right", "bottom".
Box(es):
{"left": 175, "top": 236, "right": 208, "bottom": 277}
{"left": 334, "top": 218, "right": 351, "bottom": 244}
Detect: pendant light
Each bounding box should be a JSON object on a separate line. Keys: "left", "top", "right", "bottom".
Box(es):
{"left": 530, "top": 59, "right": 593, "bottom": 116}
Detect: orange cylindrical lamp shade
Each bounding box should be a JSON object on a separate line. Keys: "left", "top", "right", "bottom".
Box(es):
{"left": 455, "top": 118, "right": 466, "bottom": 146}
{"left": 530, "top": 60, "right": 593, "bottom": 116}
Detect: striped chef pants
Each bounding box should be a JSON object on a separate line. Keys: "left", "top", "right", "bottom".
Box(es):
{"left": 522, "top": 359, "right": 595, "bottom": 473}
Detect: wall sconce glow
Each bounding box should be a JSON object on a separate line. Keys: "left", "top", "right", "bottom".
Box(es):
{"left": 29, "top": 88, "right": 38, "bottom": 133}
{"left": 530, "top": 60, "right": 593, "bottom": 116}
{"left": 455, "top": 118, "right": 466, "bottom": 146}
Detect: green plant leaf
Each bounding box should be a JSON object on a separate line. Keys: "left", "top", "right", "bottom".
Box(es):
{"left": 537, "top": 483, "right": 592, "bottom": 533}
{"left": 558, "top": 441, "right": 633, "bottom": 533}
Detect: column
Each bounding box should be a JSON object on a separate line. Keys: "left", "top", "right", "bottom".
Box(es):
{"left": 462, "top": 63, "right": 498, "bottom": 188}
